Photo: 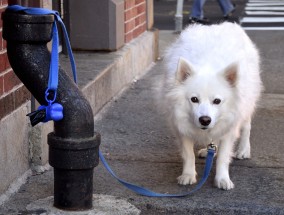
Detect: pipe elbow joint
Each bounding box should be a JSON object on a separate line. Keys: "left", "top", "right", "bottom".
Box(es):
{"left": 2, "top": 11, "right": 95, "bottom": 139}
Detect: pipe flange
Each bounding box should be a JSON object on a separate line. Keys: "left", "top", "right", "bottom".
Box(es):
{"left": 48, "top": 132, "right": 100, "bottom": 170}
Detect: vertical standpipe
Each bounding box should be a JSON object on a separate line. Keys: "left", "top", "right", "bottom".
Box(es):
{"left": 2, "top": 10, "right": 100, "bottom": 211}
{"left": 175, "top": 0, "right": 184, "bottom": 32}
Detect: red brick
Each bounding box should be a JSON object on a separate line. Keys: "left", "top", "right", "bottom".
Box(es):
{"left": 7, "top": 0, "right": 20, "bottom": 5}
{"left": 0, "top": 92, "right": 14, "bottom": 120}
{"left": 125, "top": 32, "right": 133, "bottom": 43}
{"left": 133, "top": 27, "right": 141, "bottom": 38}
{"left": 135, "top": 17, "right": 140, "bottom": 27}
{"left": 14, "top": 84, "right": 30, "bottom": 109}
{"left": 131, "top": 7, "right": 138, "bottom": 19}
{"left": 0, "top": 52, "right": 10, "bottom": 72}
{"left": 135, "top": 13, "right": 146, "bottom": 26}
{"left": 0, "top": 8, "right": 5, "bottom": 29}
{"left": 125, "top": 19, "right": 135, "bottom": 34}
{"left": 137, "top": 2, "right": 146, "bottom": 14}
{"left": 133, "top": 23, "right": 146, "bottom": 39}
{"left": 125, "top": 9, "right": 132, "bottom": 21}
{"left": 0, "top": 75, "right": 3, "bottom": 96}
{"left": 125, "top": 0, "right": 135, "bottom": 10}
{"left": 4, "top": 70, "right": 21, "bottom": 93}
{"left": 0, "top": 52, "right": 6, "bottom": 72}
{"left": 125, "top": 7, "right": 138, "bottom": 21}
{"left": 0, "top": 83, "right": 30, "bottom": 120}
{"left": 2, "top": 0, "right": 8, "bottom": 5}
{"left": 135, "top": 0, "right": 145, "bottom": 5}
{"left": 5, "top": 53, "right": 10, "bottom": 69}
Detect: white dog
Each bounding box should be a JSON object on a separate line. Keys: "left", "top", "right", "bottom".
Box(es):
{"left": 160, "top": 22, "right": 262, "bottom": 190}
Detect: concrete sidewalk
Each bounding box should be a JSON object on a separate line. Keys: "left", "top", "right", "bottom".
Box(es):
{"left": 1, "top": 30, "right": 284, "bottom": 214}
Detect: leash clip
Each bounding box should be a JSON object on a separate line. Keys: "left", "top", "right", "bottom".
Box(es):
{"left": 45, "top": 88, "right": 57, "bottom": 104}
{"left": 207, "top": 142, "right": 217, "bottom": 153}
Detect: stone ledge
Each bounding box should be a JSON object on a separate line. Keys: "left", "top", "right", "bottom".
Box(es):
{"left": 79, "top": 30, "right": 159, "bottom": 115}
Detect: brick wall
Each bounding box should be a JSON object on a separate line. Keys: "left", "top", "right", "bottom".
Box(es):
{"left": 0, "top": 1, "right": 30, "bottom": 120}
{"left": 124, "top": 0, "right": 147, "bottom": 43}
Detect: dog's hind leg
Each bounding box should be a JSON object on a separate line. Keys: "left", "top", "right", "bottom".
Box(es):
{"left": 234, "top": 118, "right": 251, "bottom": 159}
{"left": 177, "top": 136, "right": 197, "bottom": 185}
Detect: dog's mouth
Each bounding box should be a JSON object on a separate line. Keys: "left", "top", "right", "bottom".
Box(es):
{"left": 201, "top": 127, "right": 208, "bottom": 130}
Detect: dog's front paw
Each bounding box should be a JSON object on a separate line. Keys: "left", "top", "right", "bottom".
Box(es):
{"left": 177, "top": 174, "right": 197, "bottom": 185}
{"left": 214, "top": 176, "right": 235, "bottom": 190}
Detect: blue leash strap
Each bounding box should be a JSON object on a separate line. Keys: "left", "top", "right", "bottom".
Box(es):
{"left": 48, "top": 21, "right": 59, "bottom": 92}
{"left": 99, "top": 145, "right": 216, "bottom": 197}
{"left": 6, "top": 5, "right": 77, "bottom": 90}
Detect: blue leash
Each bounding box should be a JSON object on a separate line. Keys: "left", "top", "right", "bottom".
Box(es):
{"left": 7, "top": 5, "right": 216, "bottom": 197}
{"left": 99, "top": 144, "right": 216, "bottom": 197}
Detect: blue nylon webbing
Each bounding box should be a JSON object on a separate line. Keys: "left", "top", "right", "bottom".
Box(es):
{"left": 99, "top": 148, "right": 215, "bottom": 197}
{"left": 7, "top": 5, "right": 216, "bottom": 197}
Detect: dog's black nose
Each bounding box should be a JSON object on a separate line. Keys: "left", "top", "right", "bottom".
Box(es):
{"left": 199, "top": 116, "right": 211, "bottom": 126}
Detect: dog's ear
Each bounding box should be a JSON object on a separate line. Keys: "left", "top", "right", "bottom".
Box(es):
{"left": 176, "top": 57, "right": 194, "bottom": 83}
{"left": 224, "top": 62, "right": 238, "bottom": 87}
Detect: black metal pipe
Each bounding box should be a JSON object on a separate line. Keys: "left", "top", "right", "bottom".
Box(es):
{"left": 2, "top": 10, "right": 100, "bottom": 211}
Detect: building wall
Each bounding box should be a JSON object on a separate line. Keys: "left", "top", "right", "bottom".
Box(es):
{"left": 0, "top": 0, "right": 53, "bottom": 199}
{"left": 124, "top": 0, "right": 147, "bottom": 43}
{"left": 0, "top": 1, "right": 31, "bottom": 121}
{"left": 0, "top": 0, "right": 33, "bottom": 197}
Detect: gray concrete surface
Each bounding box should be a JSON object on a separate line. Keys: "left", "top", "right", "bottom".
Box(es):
{"left": 247, "top": 31, "right": 284, "bottom": 94}
{"left": 26, "top": 195, "right": 140, "bottom": 215}
{"left": 1, "top": 30, "right": 284, "bottom": 214}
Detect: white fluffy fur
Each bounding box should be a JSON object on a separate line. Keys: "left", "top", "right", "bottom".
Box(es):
{"left": 160, "top": 22, "right": 262, "bottom": 190}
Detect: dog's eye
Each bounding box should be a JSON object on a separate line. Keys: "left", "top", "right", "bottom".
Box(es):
{"left": 213, "top": 98, "right": 221, "bottom": 105}
{"left": 191, "top": 97, "right": 199, "bottom": 103}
